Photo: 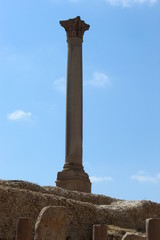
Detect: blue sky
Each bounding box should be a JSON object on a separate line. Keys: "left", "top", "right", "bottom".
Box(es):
{"left": 0, "top": 0, "right": 160, "bottom": 202}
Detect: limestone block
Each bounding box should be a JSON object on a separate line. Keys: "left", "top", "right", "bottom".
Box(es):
{"left": 122, "top": 232, "right": 146, "bottom": 240}
{"left": 146, "top": 218, "right": 160, "bottom": 240}
{"left": 16, "top": 217, "right": 32, "bottom": 240}
{"left": 92, "top": 224, "right": 107, "bottom": 240}
{"left": 34, "top": 206, "right": 67, "bottom": 240}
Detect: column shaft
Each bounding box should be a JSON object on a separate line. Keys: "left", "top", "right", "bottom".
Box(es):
{"left": 64, "top": 38, "right": 83, "bottom": 170}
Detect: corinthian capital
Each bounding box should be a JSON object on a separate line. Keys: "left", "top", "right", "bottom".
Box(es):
{"left": 60, "top": 16, "right": 90, "bottom": 41}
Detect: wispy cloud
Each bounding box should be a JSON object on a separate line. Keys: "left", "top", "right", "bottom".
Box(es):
{"left": 54, "top": 73, "right": 109, "bottom": 92}
{"left": 131, "top": 171, "right": 160, "bottom": 184}
{"left": 53, "top": 77, "right": 66, "bottom": 94}
{"left": 90, "top": 176, "right": 113, "bottom": 183}
{"left": 49, "top": 0, "right": 79, "bottom": 3}
{"left": 7, "top": 110, "right": 32, "bottom": 121}
{"left": 49, "top": 0, "right": 158, "bottom": 6}
{"left": 86, "top": 72, "right": 110, "bottom": 87}
{"left": 106, "top": 0, "right": 158, "bottom": 7}
{"left": 69, "top": 0, "right": 79, "bottom": 2}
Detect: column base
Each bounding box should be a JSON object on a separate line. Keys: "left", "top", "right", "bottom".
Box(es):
{"left": 56, "top": 168, "right": 91, "bottom": 193}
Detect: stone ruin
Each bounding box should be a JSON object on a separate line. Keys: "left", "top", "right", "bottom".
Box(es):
{"left": 14, "top": 199, "right": 160, "bottom": 240}
{"left": 34, "top": 206, "right": 67, "bottom": 240}
{"left": 1, "top": 15, "right": 160, "bottom": 240}
{"left": 0, "top": 180, "right": 160, "bottom": 240}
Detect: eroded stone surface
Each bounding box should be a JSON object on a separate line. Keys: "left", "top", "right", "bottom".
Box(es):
{"left": 16, "top": 217, "right": 32, "bottom": 240}
{"left": 34, "top": 206, "right": 67, "bottom": 240}
{"left": 122, "top": 232, "right": 146, "bottom": 240}
{"left": 146, "top": 218, "right": 160, "bottom": 240}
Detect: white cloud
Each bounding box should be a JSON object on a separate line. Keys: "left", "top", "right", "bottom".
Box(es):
{"left": 87, "top": 72, "right": 110, "bottom": 87}
{"left": 131, "top": 171, "right": 160, "bottom": 184}
{"left": 7, "top": 110, "right": 32, "bottom": 121}
{"left": 54, "top": 77, "right": 66, "bottom": 94}
{"left": 106, "top": 0, "right": 158, "bottom": 7}
{"left": 90, "top": 176, "right": 113, "bottom": 183}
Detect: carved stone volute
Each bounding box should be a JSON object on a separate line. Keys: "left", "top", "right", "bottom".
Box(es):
{"left": 60, "top": 16, "right": 90, "bottom": 41}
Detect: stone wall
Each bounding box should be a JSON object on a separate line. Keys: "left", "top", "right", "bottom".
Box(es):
{"left": 0, "top": 180, "right": 116, "bottom": 205}
{"left": 0, "top": 180, "right": 160, "bottom": 240}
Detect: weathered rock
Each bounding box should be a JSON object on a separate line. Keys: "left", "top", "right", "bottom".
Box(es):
{"left": 113, "top": 236, "right": 120, "bottom": 240}
{"left": 16, "top": 217, "right": 32, "bottom": 240}
{"left": 34, "top": 206, "right": 67, "bottom": 240}
{"left": 0, "top": 180, "right": 117, "bottom": 205}
{"left": 122, "top": 232, "right": 146, "bottom": 240}
{"left": 92, "top": 224, "right": 107, "bottom": 240}
{"left": 0, "top": 180, "right": 160, "bottom": 240}
{"left": 146, "top": 218, "right": 160, "bottom": 240}
{"left": 107, "top": 225, "right": 137, "bottom": 240}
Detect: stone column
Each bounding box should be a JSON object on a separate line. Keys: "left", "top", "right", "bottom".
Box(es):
{"left": 56, "top": 16, "right": 91, "bottom": 193}
{"left": 146, "top": 218, "right": 160, "bottom": 240}
{"left": 16, "top": 217, "right": 32, "bottom": 240}
{"left": 92, "top": 224, "right": 107, "bottom": 240}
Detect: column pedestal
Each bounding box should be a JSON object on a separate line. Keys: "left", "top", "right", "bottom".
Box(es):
{"left": 56, "top": 169, "right": 91, "bottom": 193}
